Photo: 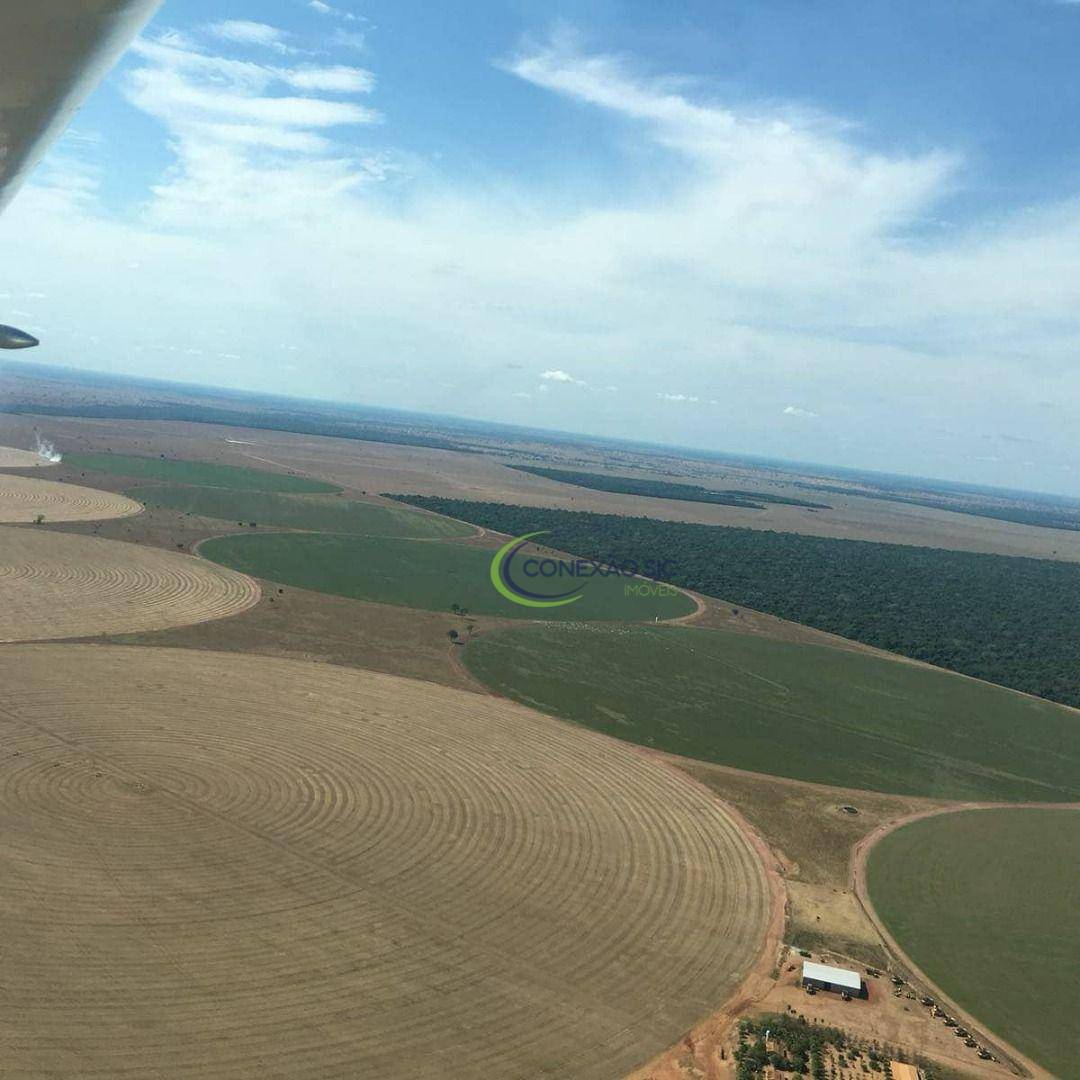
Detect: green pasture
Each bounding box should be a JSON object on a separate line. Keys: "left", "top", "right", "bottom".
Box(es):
{"left": 461, "top": 623, "right": 1080, "bottom": 801}
{"left": 66, "top": 452, "right": 339, "bottom": 493}
{"left": 132, "top": 484, "right": 472, "bottom": 538}
{"left": 867, "top": 809, "right": 1080, "bottom": 1078}
{"left": 198, "top": 532, "right": 696, "bottom": 620}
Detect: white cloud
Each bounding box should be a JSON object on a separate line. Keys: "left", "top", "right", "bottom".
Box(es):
{"left": 503, "top": 32, "right": 955, "bottom": 248}
{"left": 129, "top": 39, "right": 376, "bottom": 108}
{"left": 331, "top": 29, "right": 367, "bottom": 51}
{"left": 537, "top": 369, "right": 614, "bottom": 392}
{"left": 783, "top": 405, "right": 819, "bottom": 418}
{"left": 284, "top": 65, "right": 375, "bottom": 93}
{"left": 5, "top": 31, "right": 1080, "bottom": 492}
{"left": 657, "top": 393, "right": 720, "bottom": 405}
{"left": 116, "top": 33, "right": 384, "bottom": 227}
{"left": 208, "top": 20, "right": 297, "bottom": 54}
{"left": 308, "top": 0, "right": 363, "bottom": 19}
{"left": 127, "top": 67, "right": 376, "bottom": 129}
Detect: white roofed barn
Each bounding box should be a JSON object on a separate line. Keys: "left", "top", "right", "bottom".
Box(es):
{"left": 801, "top": 960, "right": 866, "bottom": 998}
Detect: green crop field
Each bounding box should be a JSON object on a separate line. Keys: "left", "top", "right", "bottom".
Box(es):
{"left": 867, "top": 809, "right": 1080, "bottom": 1078}
{"left": 461, "top": 624, "right": 1080, "bottom": 801}
{"left": 199, "top": 532, "right": 697, "bottom": 621}
{"left": 66, "top": 453, "right": 339, "bottom": 493}
{"left": 132, "top": 484, "right": 473, "bottom": 538}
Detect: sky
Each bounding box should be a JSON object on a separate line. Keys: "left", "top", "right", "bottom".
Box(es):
{"left": 2, "top": 0, "right": 1080, "bottom": 494}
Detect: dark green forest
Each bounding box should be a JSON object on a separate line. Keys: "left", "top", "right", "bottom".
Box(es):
{"left": 510, "top": 465, "right": 831, "bottom": 509}
{"left": 392, "top": 496, "right": 1080, "bottom": 709}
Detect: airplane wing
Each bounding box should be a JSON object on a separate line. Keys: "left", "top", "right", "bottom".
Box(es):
{"left": 0, "top": 0, "right": 160, "bottom": 348}
{"left": 0, "top": 0, "right": 161, "bottom": 214}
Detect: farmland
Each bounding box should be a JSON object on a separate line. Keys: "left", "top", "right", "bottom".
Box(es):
{"left": 200, "top": 532, "right": 697, "bottom": 620}
{"left": 0, "top": 444, "right": 52, "bottom": 467}
{"left": 397, "top": 497, "right": 1080, "bottom": 708}
{"left": 0, "top": 525, "right": 260, "bottom": 641}
{"left": 132, "top": 484, "right": 473, "bottom": 537}
{"left": 7, "top": 404, "right": 1079, "bottom": 1079}
{"left": 67, "top": 451, "right": 340, "bottom": 492}
{"left": 462, "top": 623, "right": 1080, "bottom": 800}
{"left": 0, "top": 644, "right": 770, "bottom": 1078}
{"left": 866, "top": 808, "right": 1080, "bottom": 1078}
{"left": 0, "top": 473, "right": 141, "bottom": 522}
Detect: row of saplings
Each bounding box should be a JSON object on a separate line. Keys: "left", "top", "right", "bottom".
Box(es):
{"left": 734, "top": 1015, "right": 946, "bottom": 1080}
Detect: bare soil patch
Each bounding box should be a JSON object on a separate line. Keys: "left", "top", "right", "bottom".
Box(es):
{"left": 97, "top": 585, "right": 509, "bottom": 691}
{"left": 669, "top": 759, "right": 948, "bottom": 966}
{"left": 0, "top": 444, "right": 52, "bottom": 468}
{"left": 750, "top": 954, "right": 1013, "bottom": 1078}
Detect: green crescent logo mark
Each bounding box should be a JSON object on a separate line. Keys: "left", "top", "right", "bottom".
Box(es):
{"left": 490, "top": 530, "right": 584, "bottom": 609}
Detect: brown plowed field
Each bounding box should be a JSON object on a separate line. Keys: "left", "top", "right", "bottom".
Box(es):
{"left": 0, "top": 644, "right": 770, "bottom": 1079}
{"left": 0, "top": 445, "right": 52, "bottom": 468}
{"left": 0, "top": 473, "right": 142, "bottom": 522}
{"left": 0, "top": 527, "right": 260, "bottom": 641}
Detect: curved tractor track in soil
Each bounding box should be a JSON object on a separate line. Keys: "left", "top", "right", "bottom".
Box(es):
{"left": 0, "top": 645, "right": 770, "bottom": 1080}
{"left": 0, "top": 526, "right": 260, "bottom": 641}
{"left": 0, "top": 473, "right": 142, "bottom": 523}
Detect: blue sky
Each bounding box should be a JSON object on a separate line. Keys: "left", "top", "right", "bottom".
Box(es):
{"left": 2, "top": 1, "right": 1080, "bottom": 493}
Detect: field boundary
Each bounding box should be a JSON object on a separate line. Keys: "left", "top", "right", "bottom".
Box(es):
{"left": 622, "top": 747, "right": 788, "bottom": 1079}
{"left": 852, "top": 802, "right": 1080, "bottom": 1080}
{"left": 379, "top": 503, "right": 708, "bottom": 621}
{"left": 192, "top": 530, "right": 698, "bottom": 623}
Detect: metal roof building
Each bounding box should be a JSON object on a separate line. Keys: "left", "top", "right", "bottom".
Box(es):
{"left": 801, "top": 961, "right": 864, "bottom": 996}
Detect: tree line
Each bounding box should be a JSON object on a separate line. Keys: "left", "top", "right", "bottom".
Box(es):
{"left": 510, "top": 465, "right": 832, "bottom": 509}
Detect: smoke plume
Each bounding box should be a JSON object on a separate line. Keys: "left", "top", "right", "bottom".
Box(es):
{"left": 35, "top": 434, "right": 62, "bottom": 463}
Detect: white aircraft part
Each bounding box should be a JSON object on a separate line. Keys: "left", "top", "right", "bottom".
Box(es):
{"left": 0, "top": 0, "right": 161, "bottom": 212}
